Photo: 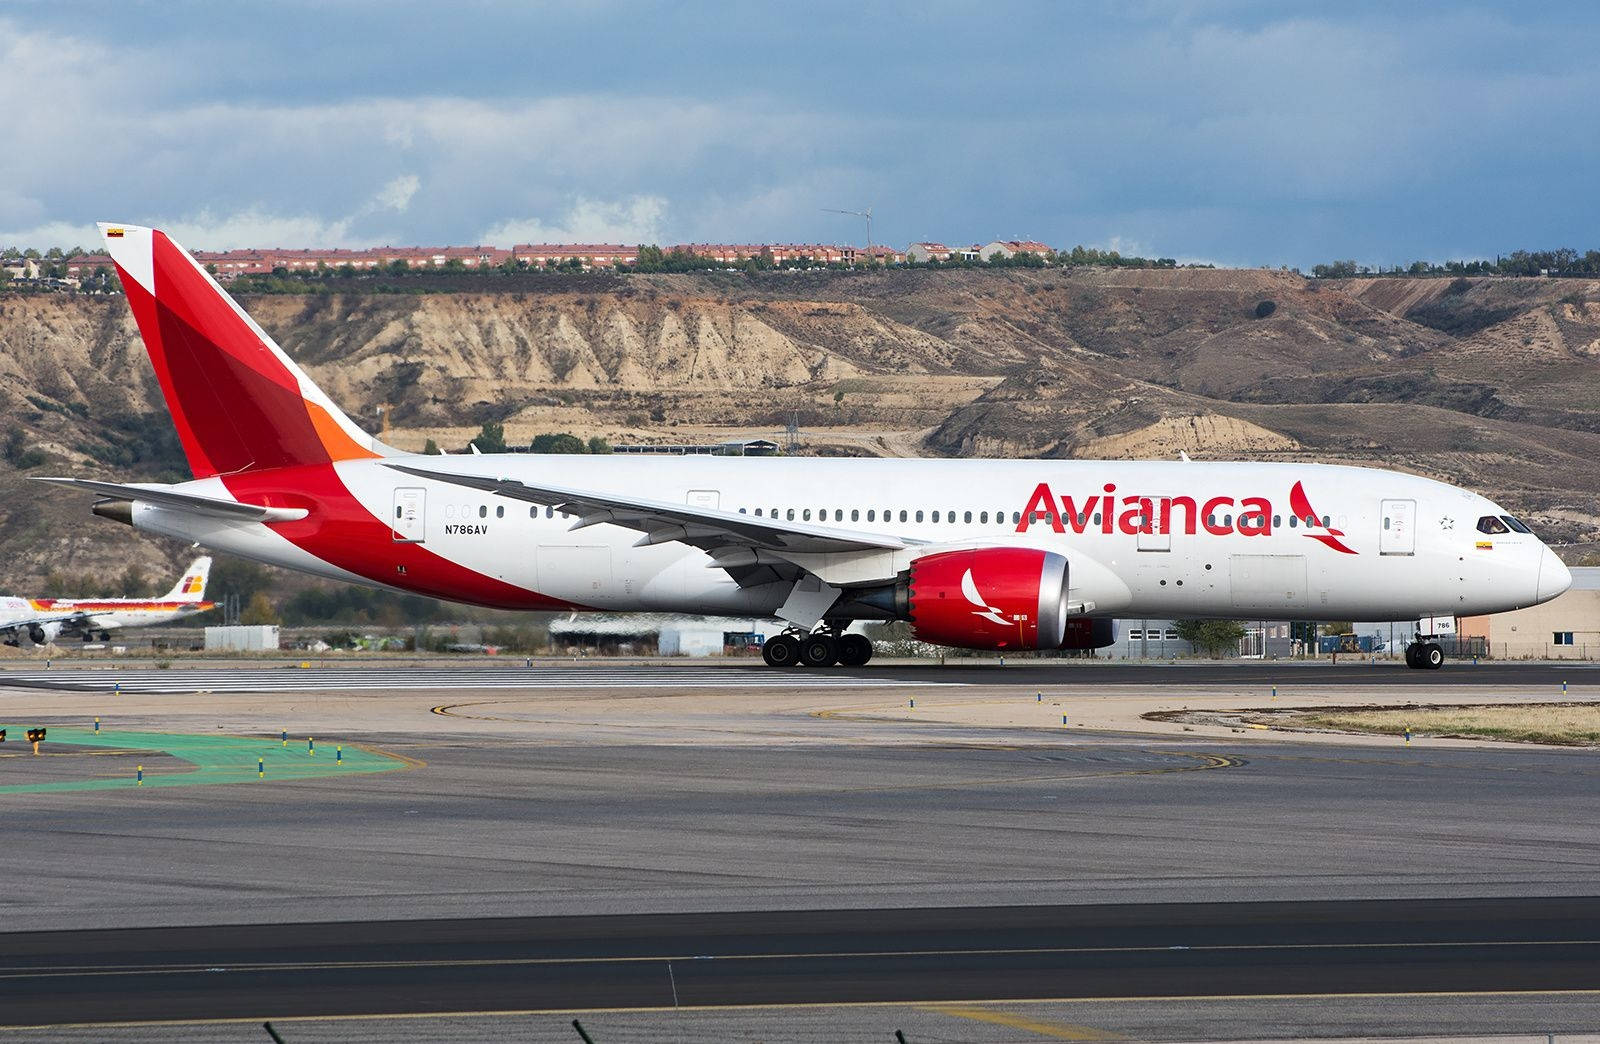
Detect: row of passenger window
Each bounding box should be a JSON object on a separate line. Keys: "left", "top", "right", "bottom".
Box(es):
{"left": 741, "top": 506, "right": 1334, "bottom": 529}
{"left": 439, "top": 502, "right": 1336, "bottom": 530}
{"left": 441, "top": 504, "right": 578, "bottom": 519}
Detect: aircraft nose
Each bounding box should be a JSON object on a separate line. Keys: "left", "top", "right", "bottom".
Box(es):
{"left": 1536, "top": 546, "right": 1572, "bottom": 604}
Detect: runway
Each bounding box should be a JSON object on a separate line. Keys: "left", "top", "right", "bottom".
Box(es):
{"left": 2, "top": 658, "right": 1592, "bottom": 693}
{"left": 3, "top": 662, "right": 1599, "bottom": 1038}
{"left": 0, "top": 664, "right": 962, "bottom": 694}
{"left": 3, "top": 897, "right": 1597, "bottom": 1028}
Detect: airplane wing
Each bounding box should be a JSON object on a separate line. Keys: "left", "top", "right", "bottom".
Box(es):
{"left": 384, "top": 463, "right": 917, "bottom": 580}
{"left": 0, "top": 610, "right": 94, "bottom": 637}
{"left": 33, "top": 478, "right": 308, "bottom": 522}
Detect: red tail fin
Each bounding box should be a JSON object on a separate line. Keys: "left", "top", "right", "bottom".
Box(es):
{"left": 98, "top": 223, "right": 385, "bottom": 479}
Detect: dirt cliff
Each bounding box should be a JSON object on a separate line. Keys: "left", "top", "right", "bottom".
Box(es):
{"left": 2, "top": 266, "right": 1598, "bottom": 586}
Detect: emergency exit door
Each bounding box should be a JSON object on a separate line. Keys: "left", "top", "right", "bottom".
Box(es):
{"left": 686, "top": 489, "right": 721, "bottom": 511}
{"left": 392, "top": 487, "right": 426, "bottom": 543}
{"left": 1379, "top": 498, "right": 1415, "bottom": 556}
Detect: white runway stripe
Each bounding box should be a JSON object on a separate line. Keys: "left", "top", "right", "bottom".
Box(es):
{"left": 0, "top": 666, "right": 958, "bottom": 694}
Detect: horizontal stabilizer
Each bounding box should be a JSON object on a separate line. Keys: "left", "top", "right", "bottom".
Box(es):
{"left": 34, "top": 478, "right": 308, "bottom": 523}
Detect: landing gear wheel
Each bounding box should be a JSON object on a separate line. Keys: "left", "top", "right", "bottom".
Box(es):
{"left": 1404, "top": 642, "right": 1445, "bottom": 669}
{"left": 799, "top": 633, "right": 839, "bottom": 668}
{"left": 836, "top": 633, "right": 873, "bottom": 667}
{"left": 762, "top": 634, "right": 802, "bottom": 668}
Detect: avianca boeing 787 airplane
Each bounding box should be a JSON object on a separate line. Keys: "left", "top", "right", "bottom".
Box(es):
{"left": 42, "top": 224, "right": 1571, "bottom": 669}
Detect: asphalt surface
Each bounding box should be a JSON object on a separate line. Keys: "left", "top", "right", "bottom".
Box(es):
{"left": 3, "top": 734, "right": 1599, "bottom": 931}
{"left": 3, "top": 897, "right": 1597, "bottom": 1027}
{"left": 4, "top": 658, "right": 1594, "bottom": 692}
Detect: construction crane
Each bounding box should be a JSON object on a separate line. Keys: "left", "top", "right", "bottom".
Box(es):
{"left": 822, "top": 207, "right": 873, "bottom": 251}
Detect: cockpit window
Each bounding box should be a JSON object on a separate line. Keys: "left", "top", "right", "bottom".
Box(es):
{"left": 1476, "top": 515, "right": 1509, "bottom": 535}
{"left": 1500, "top": 515, "right": 1532, "bottom": 534}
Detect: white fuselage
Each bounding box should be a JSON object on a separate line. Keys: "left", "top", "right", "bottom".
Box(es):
{"left": 125, "top": 455, "right": 1568, "bottom": 623}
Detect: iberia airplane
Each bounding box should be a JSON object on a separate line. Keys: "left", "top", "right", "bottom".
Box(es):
{"left": 0, "top": 557, "right": 213, "bottom": 646}
{"left": 41, "top": 224, "right": 1571, "bottom": 670}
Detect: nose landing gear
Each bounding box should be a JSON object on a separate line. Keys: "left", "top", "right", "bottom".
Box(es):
{"left": 1405, "top": 641, "right": 1444, "bottom": 669}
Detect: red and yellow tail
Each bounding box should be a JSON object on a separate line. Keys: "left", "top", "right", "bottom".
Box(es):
{"left": 160, "top": 557, "right": 213, "bottom": 602}
{"left": 98, "top": 223, "right": 388, "bottom": 479}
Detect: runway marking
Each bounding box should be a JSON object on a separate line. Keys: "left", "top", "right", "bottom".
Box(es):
{"left": 4, "top": 937, "right": 1593, "bottom": 980}
{"left": 5, "top": 989, "right": 1600, "bottom": 1031}
{"left": 0, "top": 666, "right": 958, "bottom": 694}
{"left": 0, "top": 726, "right": 408, "bottom": 793}
{"left": 927, "top": 1004, "right": 1125, "bottom": 1040}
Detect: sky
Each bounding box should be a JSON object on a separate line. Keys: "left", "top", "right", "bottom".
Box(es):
{"left": 3, "top": 0, "right": 1598, "bottom": 268}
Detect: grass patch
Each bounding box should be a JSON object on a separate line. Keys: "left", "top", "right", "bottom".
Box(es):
{"left": 1294, "top": 704, "right": 1600, "bottom": 746}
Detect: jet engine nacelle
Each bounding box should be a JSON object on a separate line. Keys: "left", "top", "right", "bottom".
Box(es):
{"left": 907, "top": 547, "right": 1069, "bottom": 650}
{"left": 28, "top": 622, "right": 62, "bottom": 645}
{"left": 1060, "top": 617, "right": 1116, "bottom": 649}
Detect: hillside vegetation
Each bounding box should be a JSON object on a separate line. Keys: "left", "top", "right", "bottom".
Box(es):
{"left": 2, "top": 266, "right": 1599, "bottom": 591}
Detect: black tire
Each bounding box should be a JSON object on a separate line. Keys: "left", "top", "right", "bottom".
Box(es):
{"left": 799, "top": 634, "right": 839, "bottom": 668}
{"left": 837, "top": 633, "right": 873, "bottom": 667}
{"left": 762, "top": 634, "right": 801, "bottom": 668}
{"left": 1423, "top": 642, "right": 1444, "bottom": 669}
{"left": 1404, "top": 644, "right": 1421, "bottom": 669}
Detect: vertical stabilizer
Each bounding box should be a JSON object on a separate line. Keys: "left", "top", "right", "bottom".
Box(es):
{"left": 162, "top": 557, "right": 213, "bottom": 602}
{"left": 97, "top": 223, "right": 388, "bottom": 478}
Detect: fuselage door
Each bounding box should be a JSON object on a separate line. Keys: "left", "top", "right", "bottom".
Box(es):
{"left": 686, "top": 489, "right": 721, "bottom": 512}
{"left": 392, "top": 487, "right": 426, "bottom": 543}
{"left": 1137, "top": 495, "right": 1172, "bottom": 552}
{"left": 1380, "top": 498, "right": 1415, "bottom": 556}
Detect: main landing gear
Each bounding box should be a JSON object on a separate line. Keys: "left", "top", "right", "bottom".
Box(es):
{"left": 1405, "top": 640, "right": 1445, "bottom": 670}
{"left": 761, "top": 625, "right": 873, "bottom": 668}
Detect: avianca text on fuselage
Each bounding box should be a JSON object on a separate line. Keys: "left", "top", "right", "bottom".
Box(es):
{"left": 1015, "top": 479, "right": 1357, "bottom": 553}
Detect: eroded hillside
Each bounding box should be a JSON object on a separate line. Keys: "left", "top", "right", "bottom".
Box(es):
{"left": 2, "top": 266, "right": 1599, "bottom": 586}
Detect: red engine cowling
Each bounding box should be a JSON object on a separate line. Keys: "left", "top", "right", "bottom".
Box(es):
{"left": 907, "top": 548, "right": 1069, "bottom": 650}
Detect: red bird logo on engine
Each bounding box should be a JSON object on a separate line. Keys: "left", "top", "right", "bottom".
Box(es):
{"left": 960, "top": 568, "right": 1014, "bottom": 626}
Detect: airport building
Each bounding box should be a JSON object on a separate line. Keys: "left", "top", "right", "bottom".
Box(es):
{"left": 547, "top": 615, "right": 783, "bottom": 657}
{"left": 1460, "top": 565, "right": 1600, "bottom": 659}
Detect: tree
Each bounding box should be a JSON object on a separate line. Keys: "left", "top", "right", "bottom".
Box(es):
{"left": 471, "top": 420, "right": 506, "bottom": 454}
{"left": 1172, "top": 619, "right": 1246, "bottom": 658}
{"left": 240, "top": 592, "right": 281, "bottom": 625}
{"left": 586, "top": 436, "right": 612, "bottom": 454}
{"left": 422, "top": 438, "right": 441, "bottom": 455}
{"left": 115, "top": 565, "right": 148, "bottom": 597}
{"left": 529, "top": 432, "right": 587, "bottom": 454}
{"left": 211, "top": 558, "right": 273, "bottom": 608}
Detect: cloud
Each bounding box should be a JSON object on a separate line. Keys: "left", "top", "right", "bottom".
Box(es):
{"left": 369, "top": 175, "right": 420, "bottom": 214}
{"left": 3, "top": 8, "right": 1599, "bottom": 264}
{"left": 480, "top": 196, "right": 669, "bottom": 247}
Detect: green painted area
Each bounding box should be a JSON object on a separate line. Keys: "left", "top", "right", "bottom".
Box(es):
{"left": 0, "top": 726, "right": 409, "bottom": 793}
